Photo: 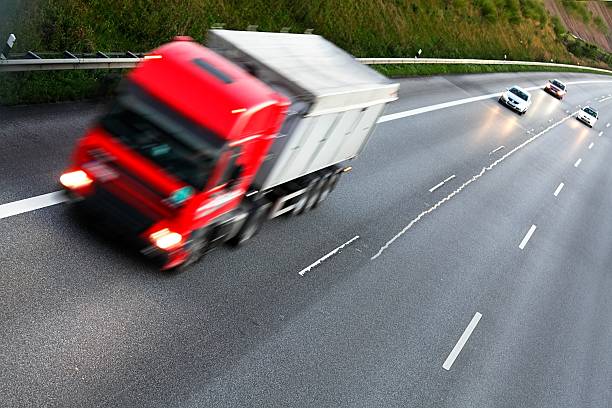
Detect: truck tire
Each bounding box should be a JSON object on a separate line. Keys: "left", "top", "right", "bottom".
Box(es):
{"left": 303, "top": 177, "right": 326, "bottom": 212}
{"left": 293, "top": 177, "right": 320, "bottom": 216}
{"left": 227, "top": 200, "right": 270, "bottom": 247}
{"left": 169, "top": 228, "right": 209, "bottom": 273}
{"left": 315, "top": 168, "right": 342, "bottom": 206}
{"left": 327, "top": 171, "right": 341, "bottom": 193}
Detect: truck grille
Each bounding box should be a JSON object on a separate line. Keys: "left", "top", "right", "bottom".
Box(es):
{"left": 85, "top": 184, "right": 157, "bottom": 236}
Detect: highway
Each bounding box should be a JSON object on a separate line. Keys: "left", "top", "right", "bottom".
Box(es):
{"left": 1, "top": 71, "right": 612, "bottom": 407}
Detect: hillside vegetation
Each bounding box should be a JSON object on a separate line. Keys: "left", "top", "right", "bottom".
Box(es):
{"left": 0, "top": 0, "right": 609, "bottom": 105}
{"left": 544, "top": 0, "right": 612, "bottom": 53}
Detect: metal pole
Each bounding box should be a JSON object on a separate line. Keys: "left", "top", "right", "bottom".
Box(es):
{"left": 1, "top": 34, "right": 16, "bottom": 60}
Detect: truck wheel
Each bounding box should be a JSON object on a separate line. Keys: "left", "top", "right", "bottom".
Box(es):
{"left": 171, "top": 228, "right": 209, "bottom": 273}
{"left": 316, "top": 173, "right": 340, "bottom": 206}
{"left": 304, "top": 177, "right": 326, "bottom": 212}
{"left": 227, "top": 200, "right": 270, "bottom": 246}
{"left": 293, "top": 177, "right": 319, "bottom": 216}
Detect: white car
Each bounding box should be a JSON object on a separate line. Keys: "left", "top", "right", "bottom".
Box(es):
{"left": 577, "top": 106, "right": 598, "bottom": 128}
{"left": 499, "top": 85, "right": 532, "bottom": 115}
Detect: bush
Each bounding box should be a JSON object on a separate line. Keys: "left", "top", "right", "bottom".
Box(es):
{"left": 551, "top": 15, "right": 566, "bottom": 37}
{"left": 474, "top": 0, "right": 498, "bottom": 22}
{"left": 594, "top": 16, "right": 608, "bottom": 34}
{"left": 520, "top": 0, "right": 548, "bottom": 25}
{"left": 561, "top": 0, "right": 591, "bottom": 23}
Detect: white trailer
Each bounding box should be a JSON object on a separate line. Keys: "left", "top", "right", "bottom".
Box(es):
{"left": 207, "top": 30, "right": 399, "bottom": 243}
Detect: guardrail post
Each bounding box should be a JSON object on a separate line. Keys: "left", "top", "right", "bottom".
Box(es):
{"left": 25, "top": 51, "right": 41, "bottom": 59}
{"left": 1, "top": 34, "right": 16, "bottom": 60}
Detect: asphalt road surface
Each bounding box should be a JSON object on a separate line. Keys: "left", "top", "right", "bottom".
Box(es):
{"left": 1, "top": 71, "right": 612, "bottom": 407}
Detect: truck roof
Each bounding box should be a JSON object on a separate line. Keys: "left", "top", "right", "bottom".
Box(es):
{"left": 207, "top": 30, "right": 398, "bottom": 116}
{"left": 128, "top": 40, "right": 287, "bottom": 140}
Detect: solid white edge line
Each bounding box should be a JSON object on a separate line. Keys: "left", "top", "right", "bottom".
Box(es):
{"left": 377, "top": 80, "right": 612, "bottom": 124}
{"left": 489, "top": 145, "right": 505, "bottom": 155}
{"left": 442, "top": 312, "right": 482, "bottom": 371}
{"left": 0, "top": 191, "right": 68, "bottom": 220}
{"left": 519, "top": 225, "right": 537, "bottom": 250}
{"left": 298, "top": 235, "right": 360, "bottom": 277}
{"left": 589, "top": 142, "right": 594, "bottom": 149}
{"left": 574, "top": 158, "right": 582, "bottom": 168}
{"left": 554, "top": 182, "right": 565, "bottom": 197}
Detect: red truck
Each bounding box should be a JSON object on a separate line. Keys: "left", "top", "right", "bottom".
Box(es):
{"left": 60, "top": 30, "right": 399, "bottom": 271}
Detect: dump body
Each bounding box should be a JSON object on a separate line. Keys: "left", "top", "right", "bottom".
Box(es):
{"left": 207, "top": 30, "right": 399, "bottom": 190}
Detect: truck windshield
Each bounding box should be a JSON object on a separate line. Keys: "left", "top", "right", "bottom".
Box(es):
{"left": 101, "top": 82, "right": 225, "bottom": 189}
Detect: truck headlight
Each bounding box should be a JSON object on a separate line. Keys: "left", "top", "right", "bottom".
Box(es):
{"left": 150, "top": 228, "right": 183, "bottom": 250}
{"left": 60, "top": 170, "right": 93, "bottom": 190}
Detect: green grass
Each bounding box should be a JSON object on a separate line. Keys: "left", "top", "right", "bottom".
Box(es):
{"left": 594, "top": 16, "right": 608, "bottom": 34}
{"left": 374, "top": 63, "right": 612, "bottom": 78}
{"left": 1, "top": 0, "right": 610, "bottom": 105}
{"left": 0, "top": 70, "right": 123, "bottom": 105}
{"left": 561, "top": 0, "right": 591, "bottom": 23}
{"left": 3, "top": 63, "right": 608, "bottom": 106}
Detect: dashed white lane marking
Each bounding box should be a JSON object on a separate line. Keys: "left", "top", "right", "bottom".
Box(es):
{"left": 298, "top": 235, "right": 360, "bottom": 276}
{"left": 442, "top": 312, "right": 482, "bottom": 371}
{"left": 429, "top": 181, "right": 444, "bottom": 193}
{"left": 574, "top": 158, "right": 582, "bottom": 168}
{"left": 0, "top": 191, "right": 68, "bottom": 220}
{"left": 519, "top": 225, "right": 537, "bottom": 250}
{"left": 589, "top": 142, "right": 594, "bottom": 150}
{"left": 429, "top": 174, "right": 456, "bottom": 193}
{"left": 371, "top": 112, "right": 577, "bottom": 260}
{"left": 599, "top": 131, "right": 603, "bottom": 137}
{"left": 554, "top": 182, "right": 565, "bottom": 197}
{"left": 607, "top": 123, "right": 611, "bottom": 128}
{"left": 489, "top": 145, "right": 505, "bottom": 155}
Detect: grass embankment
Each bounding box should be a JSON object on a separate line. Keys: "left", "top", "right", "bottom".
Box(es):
{"left": 0, "top": 0, "right": 609, "bottom": 105}
{"left": 376, "top": 63, "right": 612, "bottom": 78}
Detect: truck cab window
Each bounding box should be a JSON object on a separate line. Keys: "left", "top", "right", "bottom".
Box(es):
{"left": 217, "top": 147, "right": 243, "bottom": 188}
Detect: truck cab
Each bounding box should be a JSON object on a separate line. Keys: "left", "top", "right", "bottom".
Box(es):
{"left": 61, "top": 38, "right": 288, "bottom": 269}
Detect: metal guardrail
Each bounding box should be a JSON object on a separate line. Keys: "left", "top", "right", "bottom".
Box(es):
{"left": 357, "top": 57, "right": 612, "bottom": 75}
{"left": 0, "top": 57, "right": 143, "bottom": 72}
{"left": 2, "top": 55, "right": 612, "bottom": 74}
